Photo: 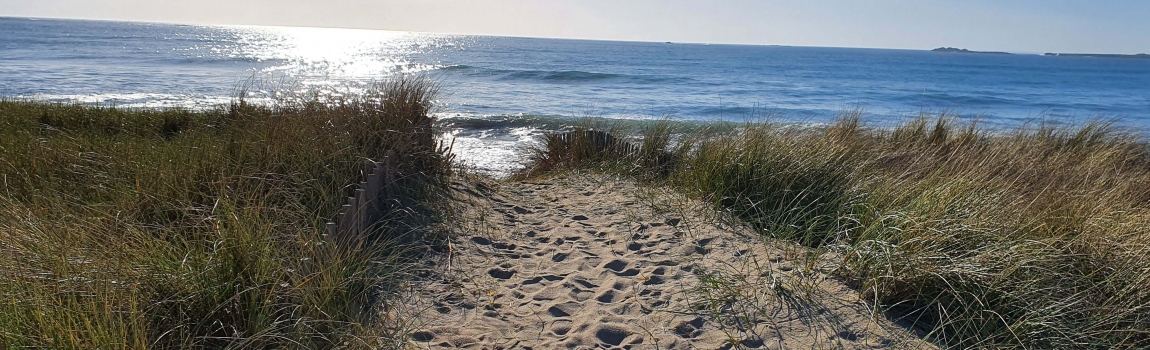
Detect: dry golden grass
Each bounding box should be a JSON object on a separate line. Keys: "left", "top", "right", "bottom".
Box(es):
{"left": 523, "top": 113, "right": 1150, "bottom": 348}
{"left": 0, "top": 77, "right": 451, "bottom": 349}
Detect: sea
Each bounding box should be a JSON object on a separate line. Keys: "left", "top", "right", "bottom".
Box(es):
{"left": 3, "top": 17, "right": 1149, "bottom": 175}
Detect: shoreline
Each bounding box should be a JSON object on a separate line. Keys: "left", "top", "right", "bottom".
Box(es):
{"left": 10, "top": 97, "right": 1150, "bottom": 178}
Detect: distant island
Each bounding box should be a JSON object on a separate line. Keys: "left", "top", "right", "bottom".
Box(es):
{"left": 1044, "top": 52, "right": 1150, "bottom": 60}
{"left": 931, "top": 47, "right": 1011, "bottom": 55}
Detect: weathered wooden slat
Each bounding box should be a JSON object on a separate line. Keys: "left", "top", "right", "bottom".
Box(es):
{"left": 366, "top": 171, "right": 381, "bottom": 219}
{"left": 338, "top": 204, "right": 352, "bottom": 239}
{"left": 355, "top": 188, "right": 367, "bottom": 234}
{"left": 349, "top": 195, "right": 359, "bottom": 235}
{"left": 325, "top": 151, "right": 414, "bottom": 248}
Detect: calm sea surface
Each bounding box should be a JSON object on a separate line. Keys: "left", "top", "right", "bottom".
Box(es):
{"left": 3, "top": 17, "right": 1149, "bottom": 173}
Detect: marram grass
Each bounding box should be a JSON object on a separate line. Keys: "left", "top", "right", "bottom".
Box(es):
{"left": 0, "top": 77, "right": 450, "bottom": 349}
{"left": 524, "top": 113, "right": 1150, "bottom": 349}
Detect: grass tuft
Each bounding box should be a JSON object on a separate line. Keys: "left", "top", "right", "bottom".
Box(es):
{"left": 0, "top": 75, "right": 450, "bottom": 349}
{"left": 521, "top": 113, "right": 1150, "bottom": 348}
{"left": 515, "top": 119, "right": 680, "bottom": 180}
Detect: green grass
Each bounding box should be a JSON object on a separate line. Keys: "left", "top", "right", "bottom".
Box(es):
{"left": 0, "top": 77, "right": 451, "bottom": 349}
{"left": 523, "top": 113, "right": 1150, "bottom": 348}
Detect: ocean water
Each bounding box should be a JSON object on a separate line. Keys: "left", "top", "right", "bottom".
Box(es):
{"left": 3, "top": 17, "right": 1149, "bottom": 174}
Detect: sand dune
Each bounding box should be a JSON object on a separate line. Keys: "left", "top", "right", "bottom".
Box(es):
{"left": 404, "top": 174, "right": 931, "bottom": 349}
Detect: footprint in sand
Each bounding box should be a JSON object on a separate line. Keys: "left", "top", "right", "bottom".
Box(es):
{"left": 487, "top": 268, "right": 515, "bottom": 280}
{"left": 407, "top": 176, "right": 934, "bottom": 350}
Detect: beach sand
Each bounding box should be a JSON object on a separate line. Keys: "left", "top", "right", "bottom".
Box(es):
{"left": 402, "top": 174, "right": 931, "bottom": 349}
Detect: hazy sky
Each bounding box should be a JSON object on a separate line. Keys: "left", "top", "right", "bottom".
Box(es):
{"left": 2, "top": 0, "right": 1148, "bottom": 53}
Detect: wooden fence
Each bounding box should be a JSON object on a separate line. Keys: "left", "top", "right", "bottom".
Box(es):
{"left": 326, "top": 150, "right": 397, "bottom": 247}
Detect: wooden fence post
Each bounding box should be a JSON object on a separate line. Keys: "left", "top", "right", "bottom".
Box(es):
{"left": 326, "top": 152, "right": 401, "bottom": 249}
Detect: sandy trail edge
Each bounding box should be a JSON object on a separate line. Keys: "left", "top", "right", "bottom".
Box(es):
{"left": 399, "top": 174, "right": 932, "bottom": 349}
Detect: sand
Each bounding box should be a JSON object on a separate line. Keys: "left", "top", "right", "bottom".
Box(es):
{"left": 402, "top": 174, "right": 931, "bottom": 349}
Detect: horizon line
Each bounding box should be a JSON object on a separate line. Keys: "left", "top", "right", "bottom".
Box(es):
{"left": 6, "top": 15, "right": 1145, "bottom": 56}
{"left": 0, "top": 15, "right": 1016, "bottom": 54}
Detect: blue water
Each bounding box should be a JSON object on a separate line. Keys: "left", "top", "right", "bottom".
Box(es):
{"left": 3, "top": 17, "right": 1149, "bottom": 173}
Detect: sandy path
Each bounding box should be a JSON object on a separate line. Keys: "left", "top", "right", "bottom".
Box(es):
{"left": 404, "top": 174, "right": 931, "bottom": 349}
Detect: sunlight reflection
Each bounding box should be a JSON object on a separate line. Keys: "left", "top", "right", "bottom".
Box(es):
{"left": 219, "top": 25, "right": 452, "bottom": 80}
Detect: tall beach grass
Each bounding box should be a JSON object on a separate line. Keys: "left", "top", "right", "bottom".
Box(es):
{"left": 523, "top": 113, "right": 1150, "bottom": 348}
{"left": 0, "top": 77, "right": 450, "bottom": 348}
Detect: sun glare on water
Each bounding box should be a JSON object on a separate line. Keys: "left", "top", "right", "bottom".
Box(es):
{"left": 215, "top": 25, "right": 459, "bottom": 83}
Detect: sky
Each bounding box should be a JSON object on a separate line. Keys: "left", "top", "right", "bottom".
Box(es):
{"left": 2, "top": 0, "right": 1148, "bottom": 54}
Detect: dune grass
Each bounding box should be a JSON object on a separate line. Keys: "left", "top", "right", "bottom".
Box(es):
{"left": 0, "top": 77, "right": 451, "bottom": 348}
{"left": 522, "top": 113, "right": 1150, "bottom": 348}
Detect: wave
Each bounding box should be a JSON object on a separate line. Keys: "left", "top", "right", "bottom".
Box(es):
{"left": 435, "top": 65, "right": 679, "bottom": 84}
{"left": 169, "top": 56, "right": 288, "bottom": 65}
{"left": 906, "top": 92, "right": 1022, "bottom": 106}
{"left": 436, "top": 113, "right": 580, "bottom": 132}
{"left": 434, "top": 113, "right": 743, "bottom": 137}
{"left": 439, "top": 64, "right": 475, "bottom": 71}
{"left": 504, "top": 70, "right": 624, "bottom": 82}
{"left": 7, "top": 93, "right": 238, "bottom": 110}
{"left": 437, "top": 113, "right": 704, "bottom": 130}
